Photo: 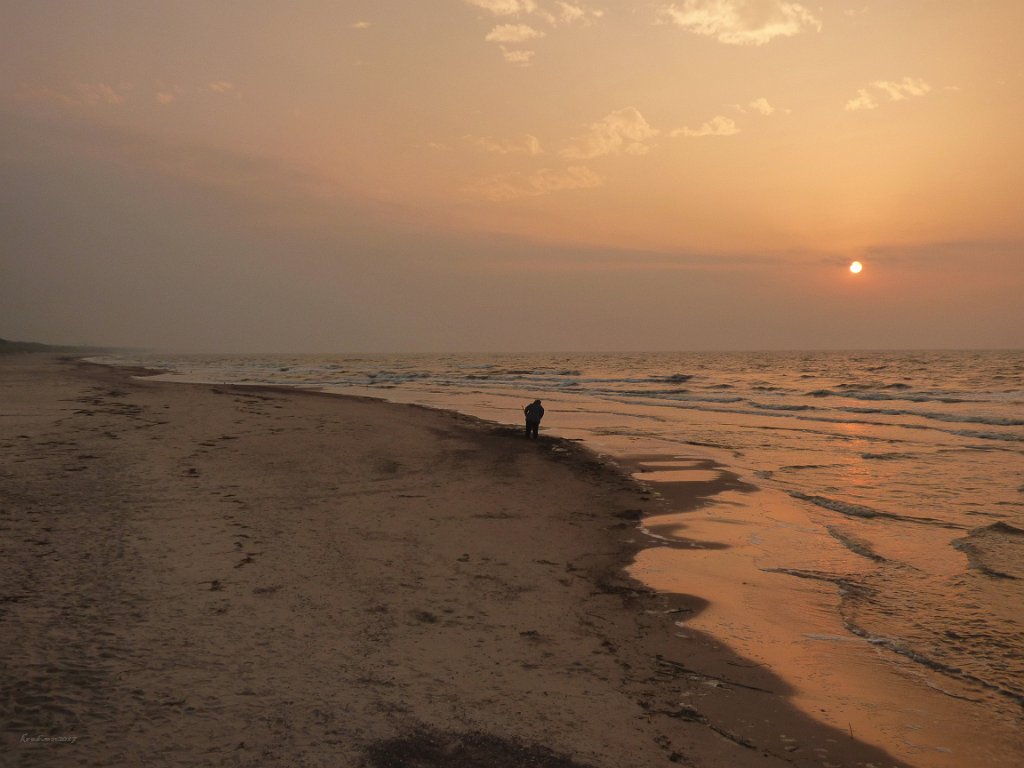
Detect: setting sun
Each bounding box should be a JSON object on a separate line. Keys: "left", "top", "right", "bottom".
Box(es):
{"left": 850, "top": 261, "right": 864, "bottom": 274}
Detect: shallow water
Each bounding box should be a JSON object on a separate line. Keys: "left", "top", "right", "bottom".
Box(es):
{"left": 94, "top": 350, "right": 1024, "bottom": 765}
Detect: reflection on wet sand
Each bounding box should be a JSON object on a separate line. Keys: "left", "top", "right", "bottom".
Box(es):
{"left": 629, "top": 455, "right": 1024, "bottom": 768}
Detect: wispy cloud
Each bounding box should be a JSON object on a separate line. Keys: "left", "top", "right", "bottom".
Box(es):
{"left": 672, "top": 115, "right": 740, "bottom": 137}
{"left": 500, "top": 47, "right": 536, "bottom": 65}
{"left": 73, "top": 83, "right": 126, "bottom": 106}
{"left": 19, "top": 82, "right": 127, "bottom": 107}
{"left": 351, "top": 21, "right": 372, "bottom": 30}
{"left": 844, "top": 88, "right": 877, "bottom": 111}
{"left": 874, "top": 77, "right": 931, "bottom": 101}
{"left": 468, "top": 166, "right": 604, "bottom": 200}
{"left": 485, "top": 24, "right": 545, "bottom": 43}
{"left": 845, "top": 77, "right": 932, "bottom": 111}
{"left": 156, "top": 91, "right": 178, "bottom": 105}
{"left": 734, "top": 97, "right": 787, "bottom": 116}
{"left": 561, "top": 107, "right": 659, "bottom": 159}
{"left": 466, "top": 0, "right": 602, "bottom": 63}
{"left": 208, "top": 81, "right": 235, "bottom": 94}
{"left": 661, "top": 0, "right": 821, "bottom": 46}
{"left": 555, "top": 2, "right": 603, "bottom": 24}
{"left": 557, "top": 2, "right": 587, "bottom": 23}
{"left": 464, "top": 0, "right": 535, "bottom": 15}
{"left": 467, "top": 134, "right": 544, "bottom": 155}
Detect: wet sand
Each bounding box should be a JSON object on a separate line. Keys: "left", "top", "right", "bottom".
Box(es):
{"left": 630, "top": 458, "right": 1024, "bottom": 768}
{"left": 1, "top": 354, "right": 909, "bottom": 767}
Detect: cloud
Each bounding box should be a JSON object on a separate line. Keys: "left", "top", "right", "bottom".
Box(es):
{"left": 555, "top": 2, "right": 603, "bottom": 24}
{"left": 845, "top": 77, "right": 932, "bottom": 111}
{"left": 557, "top": 2, "right": 586, "bottom": 23}
{"left": 467, "top": 1, "right": 602, "bottom": 63}
{"left": 485, "top": 23, "right": 545, "bottom": 42}
{"left": 747, "top": 97, "right": 775, "bottom": 115}
{"left": 156, "top": 91, "right": 178, "bottom": 105}
{"left": 844, "top": 88, "right": 877, "bottom": 111}
{"left": 874, "top": 77, "right": 931, "bottom": 101}
{"left": 561, "top": 107, "right": 659, "bottom": 159}
{"left": 351, "top": 21, "right": 372, "bottom": 29}
{"left": 208, "top": 81, "right": 235, "bottom": 94}
{"left": 469, "top": 166, "right": 604, "bottom": 200}
{"left": 672, "top": 115, "right": 740, "bottom": 137}
{"left": 73, "top": 83, "right": 126, "bottom": 106}
{"left": 19, "top": 82, "right": 127, "bottom": 107}
{"left": 464, "top": 0, "right": 599, "bottom": 23}
{"left": 484, "top": 22, "right": 543, "bottom": 64}
{"left": 467, "top": 134, "right": 544, "bottom": 155}
{"left": 661, "top": 0, "right": 821, "bottom": 46}
{"left": 735, "top": 97, "right": 789, "bottom": 115}
{"left": 500, "top": 47, "right": 536, "bottom": 64}
{"left": 464, "top": 0, "right": 536, "bottom": 15}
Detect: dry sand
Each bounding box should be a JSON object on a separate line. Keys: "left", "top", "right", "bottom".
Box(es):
{"left": 1, "top": 355, "right": 910, "bottom": 767}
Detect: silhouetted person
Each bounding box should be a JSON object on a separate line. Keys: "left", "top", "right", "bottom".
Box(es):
{"left": 524, "top": 399, "right": 544, "bottom": 439}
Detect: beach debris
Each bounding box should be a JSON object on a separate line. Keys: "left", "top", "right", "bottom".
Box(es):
{"left": 655, "top": 655, "right": 774, "bottom": 694}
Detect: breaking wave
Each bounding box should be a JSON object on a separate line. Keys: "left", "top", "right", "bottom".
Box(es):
{"left": 788, "top": 492, "right": 963, "bottom": 528}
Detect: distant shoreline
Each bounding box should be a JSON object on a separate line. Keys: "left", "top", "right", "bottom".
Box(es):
{"left": 0, "top": 337, "right": 110, "bottom": 355}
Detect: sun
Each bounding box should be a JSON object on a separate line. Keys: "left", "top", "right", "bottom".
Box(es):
{"left": 849, "top": 260, "right": 863, "bottom": 274}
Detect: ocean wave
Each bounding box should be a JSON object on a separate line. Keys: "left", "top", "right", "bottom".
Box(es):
{"left": 611, "top": 389, "right": 743, "bottom": 403}
{"left": 779, "top": 463, "right": 840, "bottom": 470}
{"left": 769, "top": 565, "right": 1024, "bottom": 707}
{"left": 749, "top": 402, "right": 814, "bottom": 412}
{"left": 808, "top": 389, "right": 971, "bottom": 404}
{"left": 761, "top": 567, "right": 858, "bottom": 589}
{"left": 789, "top": 492, "right": 962, "bottom": 528}
{"left": 469, "top": 367, "right": 574, "bottom": 377}
{"left": 366, "top": 371, "right": 432, "bottom": 383}
{"left": 841, "top": 406, "right": 1024, "bottom": 428}
{"left": 830, "top": 381, "right": 911, "bottom": 391}
{"left": 614, "top": 387, "right": 691, "bottom": 397}
{"left": 842, "top": 623, "right": 1024, "bottom": 708}
{"left": 953, "top": 522, "right": 1024, "bottom": 579}
{"left": 826, "top": 525, "right": 888, "bottom": 562}
{"left": 953, "top": 429, "right": 1024, "bottom": 443}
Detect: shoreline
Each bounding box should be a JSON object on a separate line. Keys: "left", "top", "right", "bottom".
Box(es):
{"left": 122, "top": 362, "right": 1023, "bottom": 765}
{"left": 626, "top": 458, "right": 1024, "bottom": 768}
{"left": 2, "top": 354, "right": 912, "bottom": 766}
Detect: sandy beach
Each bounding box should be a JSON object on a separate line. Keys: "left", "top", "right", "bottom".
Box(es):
{"left": 1, "top": 354, "right": 912, "bottom": 767}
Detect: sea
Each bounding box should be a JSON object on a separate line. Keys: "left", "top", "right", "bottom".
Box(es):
{"left": 92, "top": 349, "right": 1024, "bottom": 766}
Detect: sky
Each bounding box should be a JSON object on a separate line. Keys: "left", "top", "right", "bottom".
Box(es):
{"left": 1, "top": 0, "right": 1022, "bottom": 353}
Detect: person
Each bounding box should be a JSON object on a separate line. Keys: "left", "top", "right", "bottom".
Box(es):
{"left": 523, "top": 399, "right": 544, "bottom": 439}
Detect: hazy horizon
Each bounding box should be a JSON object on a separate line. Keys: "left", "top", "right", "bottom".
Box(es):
{"left": 3, "top": 1, "right": 1022, "bottom": 353}
{"left": 25, "top": 341, "right": 1023, "bottom": 356}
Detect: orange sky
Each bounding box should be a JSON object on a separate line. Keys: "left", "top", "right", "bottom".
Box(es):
{"left": 1, "top": 1, "right": 1022, "bottom": 351}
